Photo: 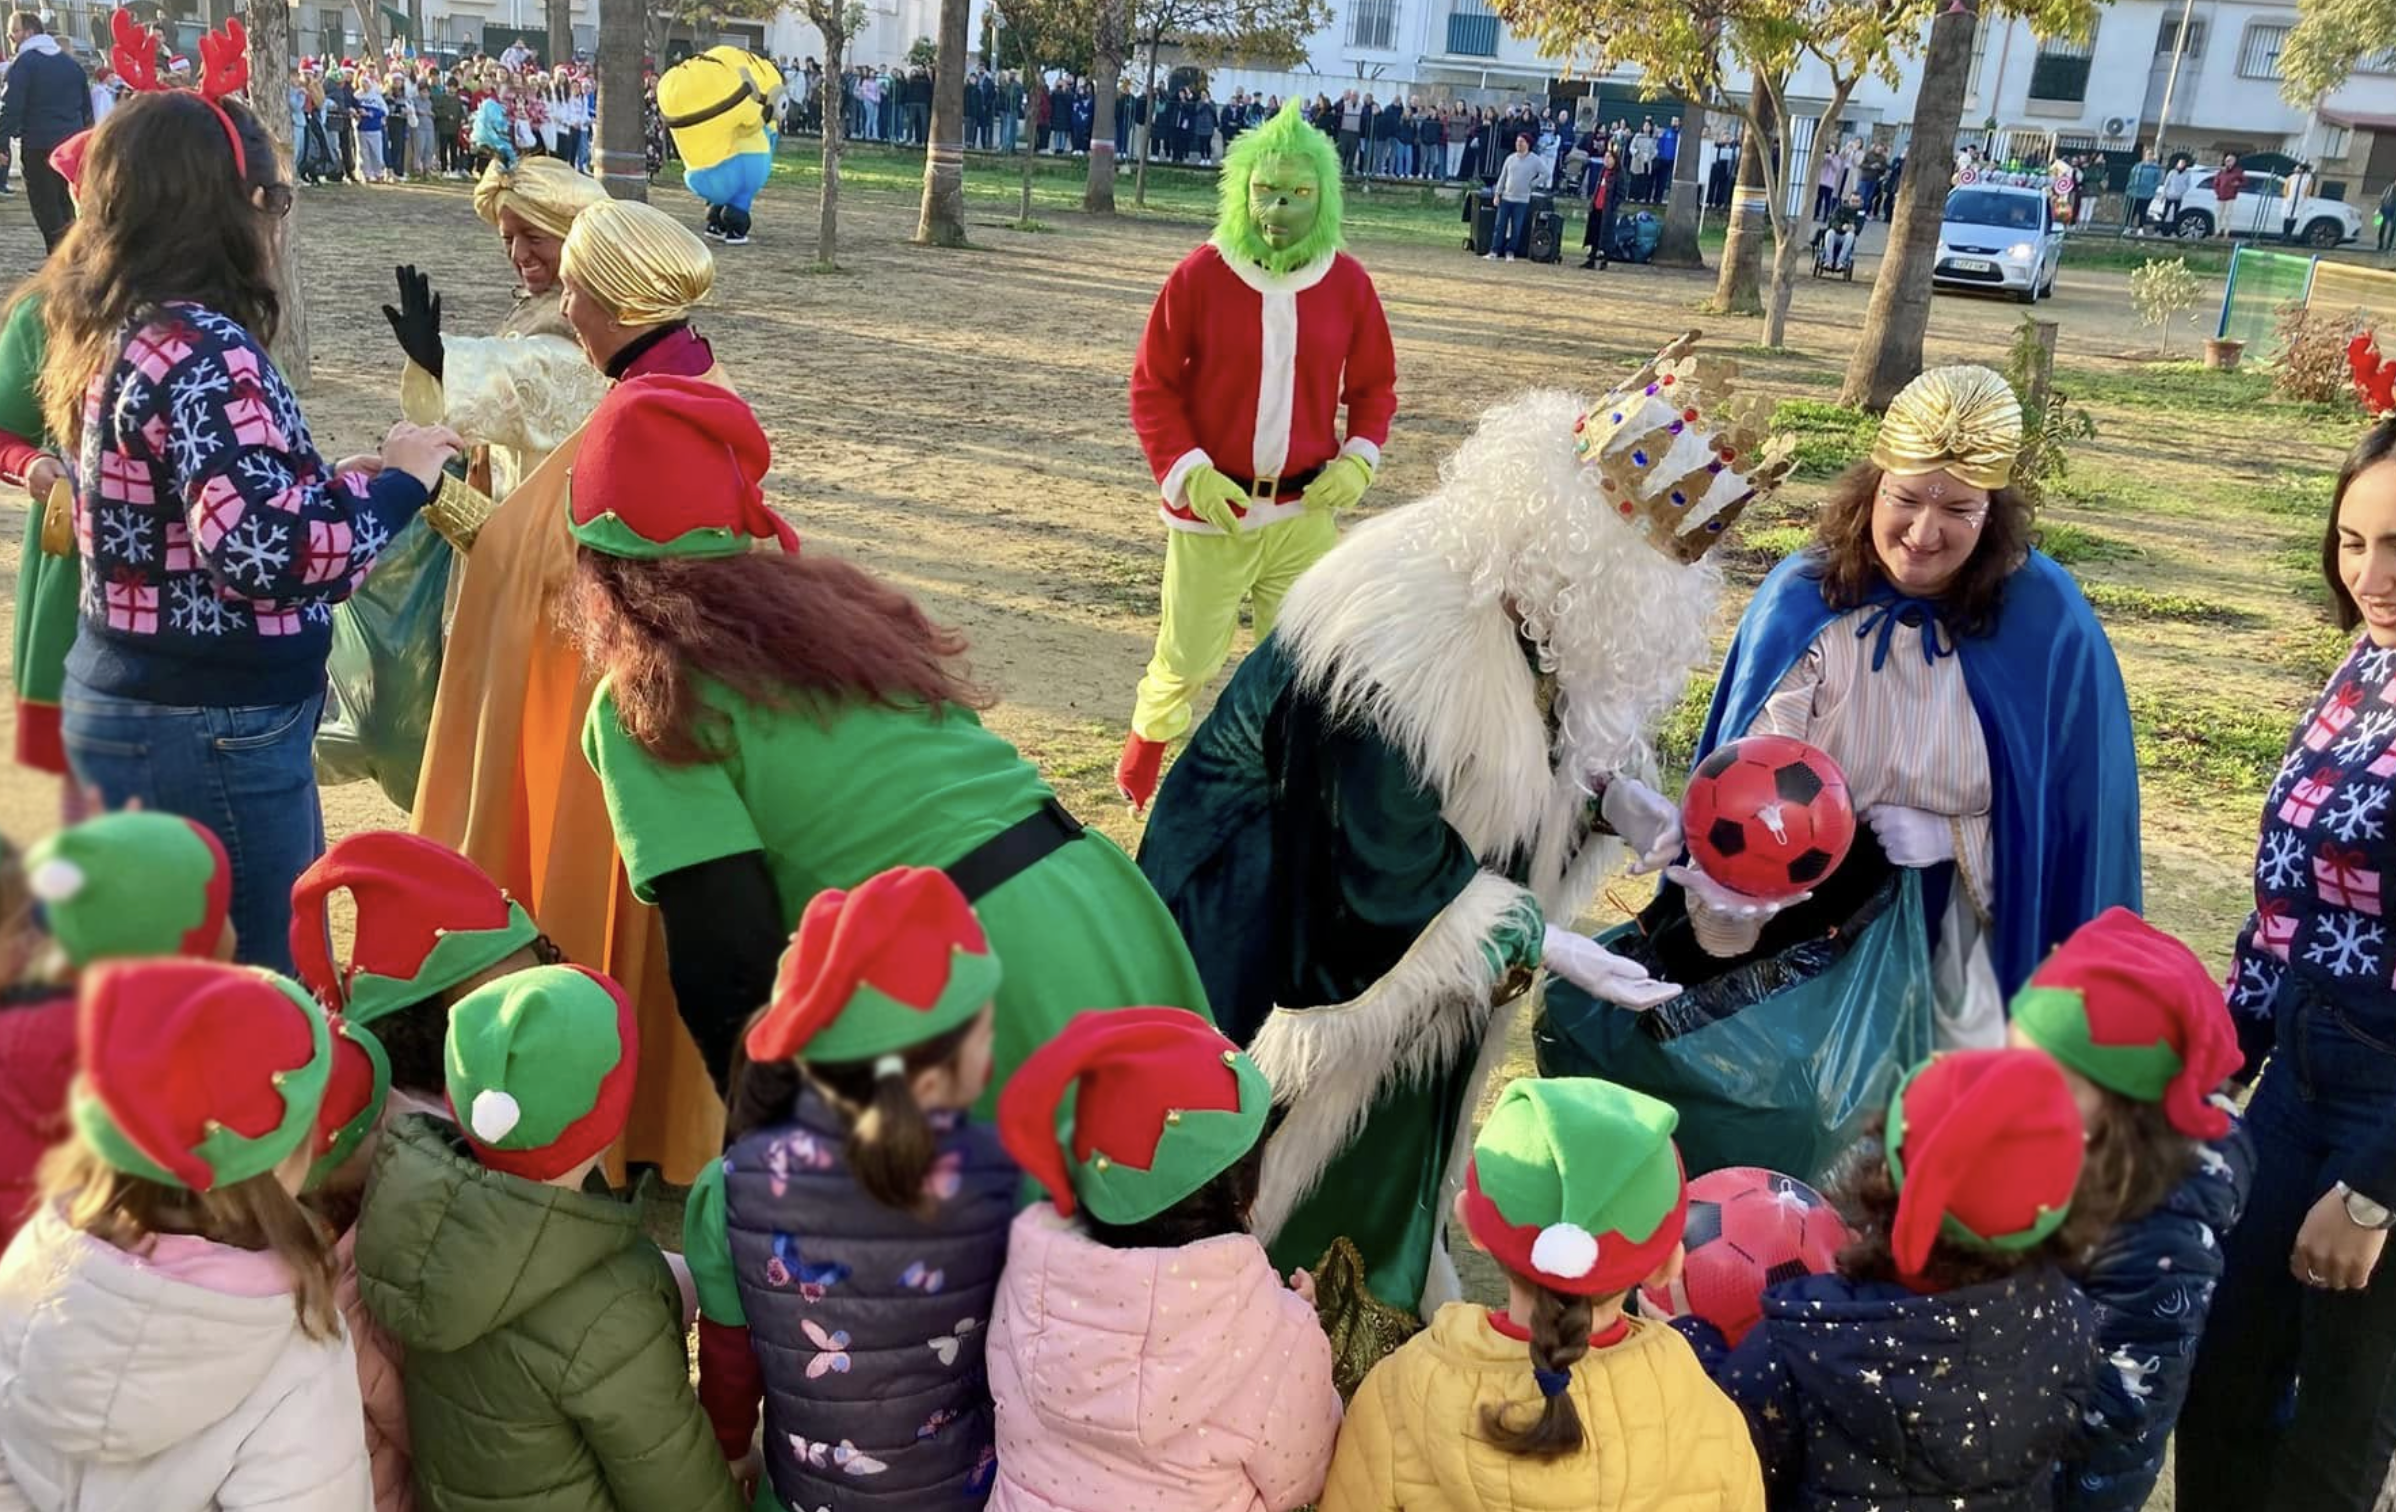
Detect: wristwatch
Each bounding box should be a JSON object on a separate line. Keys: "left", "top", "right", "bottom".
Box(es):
{"left": 2338, "top": 1182, "right": 2396, "bottom": 1230}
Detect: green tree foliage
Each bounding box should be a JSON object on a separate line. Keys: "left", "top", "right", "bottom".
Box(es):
{"left": 2279, "top": 0, "right": 2395, "bottom": 101}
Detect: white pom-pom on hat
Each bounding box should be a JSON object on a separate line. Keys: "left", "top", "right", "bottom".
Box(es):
{"left": 470, "top": 1089, "right": 522, "bottom": 1145}
{"left": 29, "top": 858, "right": 85, "bottom": 904}
{"left": 1531, "top": 1221, "right": 1600, "bottom": 1279}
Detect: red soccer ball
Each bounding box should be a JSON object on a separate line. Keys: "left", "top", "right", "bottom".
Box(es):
{"left": 1638, "top": 1167, "right": 1853, "bottom": 1346}
{"left": 1682, "top": 734, "right": 1856, "bottom": 902}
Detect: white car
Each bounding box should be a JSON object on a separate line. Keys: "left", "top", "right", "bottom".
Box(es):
{"left": 1934, "top": 184, "right": 2063, "bottom": 304}
{"left": 2161, "top": 168, "right": 2365, "bottom": 246}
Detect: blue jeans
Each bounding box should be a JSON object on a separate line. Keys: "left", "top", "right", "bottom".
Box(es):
{"left": 2179, "top": 968, "right": 2396, "bottom": 1512}
{"left": 1494, "top": 198, "right": 1529, "bottom": 255}
{"left": 60, "top": 675, "right": 326, "bottom": 976}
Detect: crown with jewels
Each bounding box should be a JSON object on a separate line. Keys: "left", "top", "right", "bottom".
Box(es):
{"left": 1572, "top": 330, "right": 1797, "bottom": 565}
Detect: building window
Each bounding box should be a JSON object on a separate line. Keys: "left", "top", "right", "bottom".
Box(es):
{"left": 2028, "top": 27, "right": 2097, "bottom": 103}
{"left": 2154, "top": 14, "right": 2205, "bottom": 62}
{"left": 2359, "top": 45, "right": 2396, "bottom": 74}
{"left": 1445, "top": 0, "right": 1498, "bottom": 56}
{"left": 1348, "top": 0, "right": 1398, "bottom": 51}
{"left": 2323, "top": 123, "right": 2353, "bottom": 158}
{"left": 2238, "top": 23, "right": 2289, "bottom": 79}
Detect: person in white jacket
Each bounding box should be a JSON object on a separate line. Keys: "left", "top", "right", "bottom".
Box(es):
{"left": 0, "top": 958, "right": 370, "bottom": 1512}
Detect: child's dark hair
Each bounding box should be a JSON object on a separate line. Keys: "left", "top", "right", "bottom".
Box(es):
{"left": 1482, "top": 1277, "right": 1615, "bottom": 1461}
{"left": 2077, "top": 1090, "right": 2196, "bottom": 1232}
{"left": 1830, "top": 1112, "right": 2107, "bottom": 1290}
{"left": 1079, "top": 1139, "right": 1266, "bottom": 1250}
{"left": 377, "top": 933, "right": 566, "bottom": 1094}
{"left": 725, "top": 1004, "right": 981, "bottom": 1215}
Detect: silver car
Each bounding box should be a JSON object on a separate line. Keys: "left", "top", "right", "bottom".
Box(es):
{"left": 1934, "top": 184, "right": 2064, "bottom": 305}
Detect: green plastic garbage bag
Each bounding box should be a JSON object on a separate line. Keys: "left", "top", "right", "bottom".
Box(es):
{"left": 315, "top": 515, "right": 455, "bottom": 814}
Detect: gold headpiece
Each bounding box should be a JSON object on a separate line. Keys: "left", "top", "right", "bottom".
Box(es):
{"left": 1573, "top": 330, "right": 1797, "bottom": 564}
{"left": 472, "top": 155, "right": 607, "bottom": 240}
{"left": 1869, "top": 365, "right": 2022, "bottom": 492}
{"left": 559, "top": 200, "right": 718, "bottom": 327}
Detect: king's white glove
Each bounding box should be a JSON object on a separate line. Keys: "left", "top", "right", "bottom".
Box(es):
{"left": 1598, "top": 774, "right": 1683, "bottom": 876}
{"left": 1543, "top": 924, "right": 1681, "bottom": 1009}
{"left": 1867, "top": 804, "right": 1956, "bottom": 868}
{"left": 1666, "top": 861, "right": 1812, "bottom": 929}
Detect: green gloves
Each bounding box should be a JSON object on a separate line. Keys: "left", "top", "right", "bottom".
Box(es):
{"left": 1184, "top": 466, "right": 1250, "bottom": 534}
{"left": 1478, "top": 888, "right": 1547, "bottom": 981}
{"left": 1302, "top": 454, "right": 1374, "bottom": 514}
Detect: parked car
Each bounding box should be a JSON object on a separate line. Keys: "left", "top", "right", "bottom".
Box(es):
{"left": 1934, "top": 183, "right": 2063, "bottom": 305}
{"left": 2162, "top": 169, "right": 2364, "bottom": 246}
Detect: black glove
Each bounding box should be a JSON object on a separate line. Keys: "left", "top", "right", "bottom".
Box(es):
{"left": 381, "top": 263, "right": 445, "bottom": 382}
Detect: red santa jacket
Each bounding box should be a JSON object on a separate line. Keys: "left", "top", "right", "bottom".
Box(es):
{"left": 0, "top": 988, "right": 74, "bottom": 1250}
{"left": 1129, "top": 243, "right": 1397, "bottom": 534}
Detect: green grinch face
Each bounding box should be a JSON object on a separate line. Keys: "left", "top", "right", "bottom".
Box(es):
{"left": 1247, "top": 154, "right": 1322, "bottom": 251}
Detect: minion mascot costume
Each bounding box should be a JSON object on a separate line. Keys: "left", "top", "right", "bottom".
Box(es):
{"left": 1114, "top": 98, "right": 1398, "bottom": 813}
{"left": 656, "top": 47, "right": 782, "bottom": 245}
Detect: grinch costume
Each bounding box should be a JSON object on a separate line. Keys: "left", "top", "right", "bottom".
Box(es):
{"left": 1115, "top": 99, "right": 1398, "bottom": 813}
{"left": 1138, "top": 336, "right": 1795, "bottom": 1317}
{"left": 411, "top": 200, "right": 727, "bottom": 1183}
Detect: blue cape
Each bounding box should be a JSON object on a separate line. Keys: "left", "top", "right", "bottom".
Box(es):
{"left": 1700, "top": 549, "right": 2142, "bottom": 995}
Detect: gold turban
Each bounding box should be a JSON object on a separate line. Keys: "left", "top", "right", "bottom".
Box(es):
{"left": 559, "top": 200, "right": 717, "bottom": 327}
{"left": 1869, "top": 365, "right": 2024, "bottom": 492}
{"left": 472, "top": 156, "right": 608, "bottom": 240}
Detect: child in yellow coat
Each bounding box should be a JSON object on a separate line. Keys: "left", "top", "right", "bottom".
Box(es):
{"left": 1321, "top": 1077, "right": 1764, "bottom": 1512}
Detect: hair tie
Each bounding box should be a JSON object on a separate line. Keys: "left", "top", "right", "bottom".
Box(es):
{"left": 873, "top": 1054, "right": 906, "bottom": 1080}
{"left": 1532, "top": 1365, "right": 1572, "bottom": 1399}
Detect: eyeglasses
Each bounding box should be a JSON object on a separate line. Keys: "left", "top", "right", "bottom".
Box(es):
{"left": 1876, "top": 485, "right": 1988, "bottom": 529}
{"left": 257, "top": 182, "right": 295, "bottom": 217}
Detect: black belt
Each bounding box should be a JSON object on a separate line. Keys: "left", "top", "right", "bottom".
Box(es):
{"left": 947, "top": 797, "right": 1086, "bottom": 903}
{"left": 1222, "top": 463, "right": 1326, "bottom": 503}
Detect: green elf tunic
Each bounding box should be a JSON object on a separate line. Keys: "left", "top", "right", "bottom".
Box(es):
{"left": 581, "top": 677, "right": 1214, "bottom": 1100}
{"left": 2, "top": 295, "right": 74, "bottom": 777}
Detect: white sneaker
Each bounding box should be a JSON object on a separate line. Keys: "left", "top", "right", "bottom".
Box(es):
{"left": 724, "top": 232, "right": 750, "bottom": 245}
{"left": 1484, "top": 250, "right": 1499, "bottom": 260}
{"left": 1503, "top": 252, "right": 1515, "bottom": 262}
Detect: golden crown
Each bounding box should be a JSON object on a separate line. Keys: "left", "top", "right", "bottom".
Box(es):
{"left": 1572, "top": 330, "right": 1797, "bottom": 564}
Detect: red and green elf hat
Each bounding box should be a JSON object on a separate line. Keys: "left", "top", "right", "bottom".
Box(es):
{"left": 746, "top": 866, "right": 1003, "bottom": 1065}
{"left": 289, "top": 831, "right": 541, "bottom": 1027}
{"left": 1461, "top": 1077, "right": 1689, "bottom": 1297}
{"left": 998, "top": 1007, "right": 1270, "bottom": 1225}
{"left": 565, "top": 374, "right": 799, "bottom": 560}
{"left": 1887, "top": 1049, "right": 2086, "bottom": 1278}
{"left": 445, "top": 964, "right": 639, "bottom": 1182}
{"left": 305, "top": 1015, "right": 391, "bottom": 1191}
{"left": 2010, "top": 907, "right": 2242, "bottom": 1141}
{"left": 73, "top": 959, "right": 334, "bottom": 1192}
{"left": 28, "top": 812, "right": 233, "bottom": 968}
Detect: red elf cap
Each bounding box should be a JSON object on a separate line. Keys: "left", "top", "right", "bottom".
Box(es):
{"left": 2009, "top": 907, "right": 2242, "bottom": 1140}
{"left": 746, "top": 867, "right": 1002, "bottom": 1065}
{"left": 289, "top": 831, "right": 541, "bottom": 1027}
{"left": 1886, "top": 1049, "right": 2086, "bottom": 1279}
{"left": 998, "top": 1007, "right": 1270, "bottom": 1225}
{"left": 305, "top": 1015, "right": 391, "bottom": 1190}
{"left": 565, "top": 374, "right": 798, "bottom": 559}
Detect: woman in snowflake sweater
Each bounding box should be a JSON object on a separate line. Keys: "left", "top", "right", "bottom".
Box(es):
{"left": 2180, "top": 410, "right": 2396, "bottom": 1512}
{"left": 28, "top": 89, "right": 459, "bottom": 975}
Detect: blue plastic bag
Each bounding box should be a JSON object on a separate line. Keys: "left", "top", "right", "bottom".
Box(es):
{"left": 1533, "top": 871, "right": 1935, "bottom": 1185}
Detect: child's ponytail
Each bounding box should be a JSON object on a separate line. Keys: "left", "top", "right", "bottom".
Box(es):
{"left": 1482, "top": 1281, "right": 1593, "bottom": 1461}
{"left": 844, "top": 1058, "right": 939, "bottom": 1212}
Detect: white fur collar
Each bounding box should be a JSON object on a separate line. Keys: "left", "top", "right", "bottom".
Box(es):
{"left": 1209, "top": 244, "right": 1337, "bottom": 297}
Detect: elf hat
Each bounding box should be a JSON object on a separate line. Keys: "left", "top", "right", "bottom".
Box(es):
{"left": 74, "top": 959, "right": 334, "bottom": 1192}
{"left": 305, "top": 1015, "right": 390, "bottom": 1191}
{"left": 445, "top": 964, "right": 638, "bottom": 1181}
{"left": 998, "top": 1007, "right": 1270, "bottom": 1225}
{"left": 566, "top": 375, "right": 799, "bottom": 560}
{"left": 2009, "top": 907, "right": 2242, "bottom": 1140}
{"left": 289, "top": 831, "right": 540, "bottom": 1027}
{"left": 1461, "top": 1077, "right": 1689, "bottom": 1297}
{"left": 29, "top": 812, "right": 233, "bottom": 968}
{"left": 745, "top": 867, "right": 1002, "bottom": 1065}
{"left": 1887, "top": 1049, "right": 2086, "bottom": 1277}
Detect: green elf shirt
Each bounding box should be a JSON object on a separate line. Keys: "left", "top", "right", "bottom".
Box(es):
{"left": 3, "top": 294, "right": 74, "bottom": 776}
{"left": 580, "top": 676, "right": 1213, "bottom": 1094}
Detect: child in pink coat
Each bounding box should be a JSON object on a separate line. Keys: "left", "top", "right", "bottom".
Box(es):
{"left": 989, "top": 1009, "right": 1340, "bottom": 1512}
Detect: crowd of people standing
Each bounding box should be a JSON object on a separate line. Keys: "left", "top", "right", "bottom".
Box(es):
{"left": 291, "top": 51, "right": 593, "bottom": 187}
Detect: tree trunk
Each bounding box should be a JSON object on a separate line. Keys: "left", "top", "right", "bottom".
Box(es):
{"left": 1710, "top": 78, "right": 1770, "bottom": 316}
{"left": 348, "top": 0, "right": 382, "bottom": 57}
{"left": 1839, "top": 2, "right": 1974, "bottom": 410}
{"left": 1763, "top": 210, "right": 1803, "bottom": 348}
{"left": 816, "top": 21, "right": 847, "bottom": 266}
{"left": 915, "top": 0, "right": 969, "bottom": 244}
{"left": 407, "top": 0, "right": 424, "bottom": 54}
{"left": 248, "top": 0, "right": 312, "bottom": 388}
{"left": 546, "top": 0, "right": 572, "bottom": 67}
{"left": 1082, "top": 0, "right": 1126, "bottom": 213}
{"left": 1653, "top": 96, "right": 1706, "bottom": 270}
{"left": 1013, "top": 20, "right": 1037, "bottom": 224}
{"left": 594, "top": 0, "right": 648, "bottom": 199}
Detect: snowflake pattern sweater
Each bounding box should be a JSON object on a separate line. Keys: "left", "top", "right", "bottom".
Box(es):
{"left": 67, "top": 302, "right": 428, "bottom": 707}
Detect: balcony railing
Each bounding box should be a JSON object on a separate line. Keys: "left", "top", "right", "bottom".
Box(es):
{"left": 1446, "top": 11, "right": 1499, "bottom": 55}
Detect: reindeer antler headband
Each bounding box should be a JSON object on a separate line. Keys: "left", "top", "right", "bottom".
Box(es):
{"left": 110, "top": 9, "right": 253, "bottom": 181}
{"left": 2351, "top": 332, "right": 2396, "bottom": 421}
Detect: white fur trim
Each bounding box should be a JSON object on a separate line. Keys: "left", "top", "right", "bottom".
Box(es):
{"left": 1252, "top": 289, "right": 1298, "bottom": 480}
{"left": 28, "top": 858, "right": 85, "bottom": 904}
{"left": 470, "top": 1089, "right": 522, "bottom": 1145}
{"left": 1217, "top": 249, "right": 1338, "bottom": 299}
{"left": 1249, "top": 869, "right": 1529, "bottom": 1244}
{"left": 1340, "top": 436, "right": 1382, "bottom": 471}
{"left": 1531, "top": 1222, "right": 1600, "bottom": 1279}
{"left": 1159, "top": 448, "right": 1213, "bottom": 513}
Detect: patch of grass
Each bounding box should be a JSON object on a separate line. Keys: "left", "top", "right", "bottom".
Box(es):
{"left": 1743, "top": 524, "right": 1814, "bottom": 562}
{"left": 2129, "top": 687, "right": 2304, "bottom": 801}
{"left": 2060, "top": 361, "right": 2359, "bottom": 440}
{"left": 2079, "top": 581, "right": 2248, "bottom": 624}
{"left": 2271, "top": 541, "right": 2323, "bottom": 581}
{"left": 1770, "top": 399, "right": 1878, "bottom": 481}
{"left": 2253, "top": 469, "right": 2332, "bottom": 521}
{"left": 1655, "top": 673, "right": 1717, "bottom": 787}
{"left": 2038, "top": 522, "right": 2137, "bottom": 565}
{"left": 2270, "top": 618, "right": 2355, "bottom": 683}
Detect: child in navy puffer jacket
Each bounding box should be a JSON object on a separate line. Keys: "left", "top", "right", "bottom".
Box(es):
{"left": 2005, "top": 909, "right": 2254, "bottom": 1512}
{"left": 1686, "top": 1050, "right": 2118, "bottom": 1512}
{"left": 687, "top": 867, "right": 1017, "bottom": 1511}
